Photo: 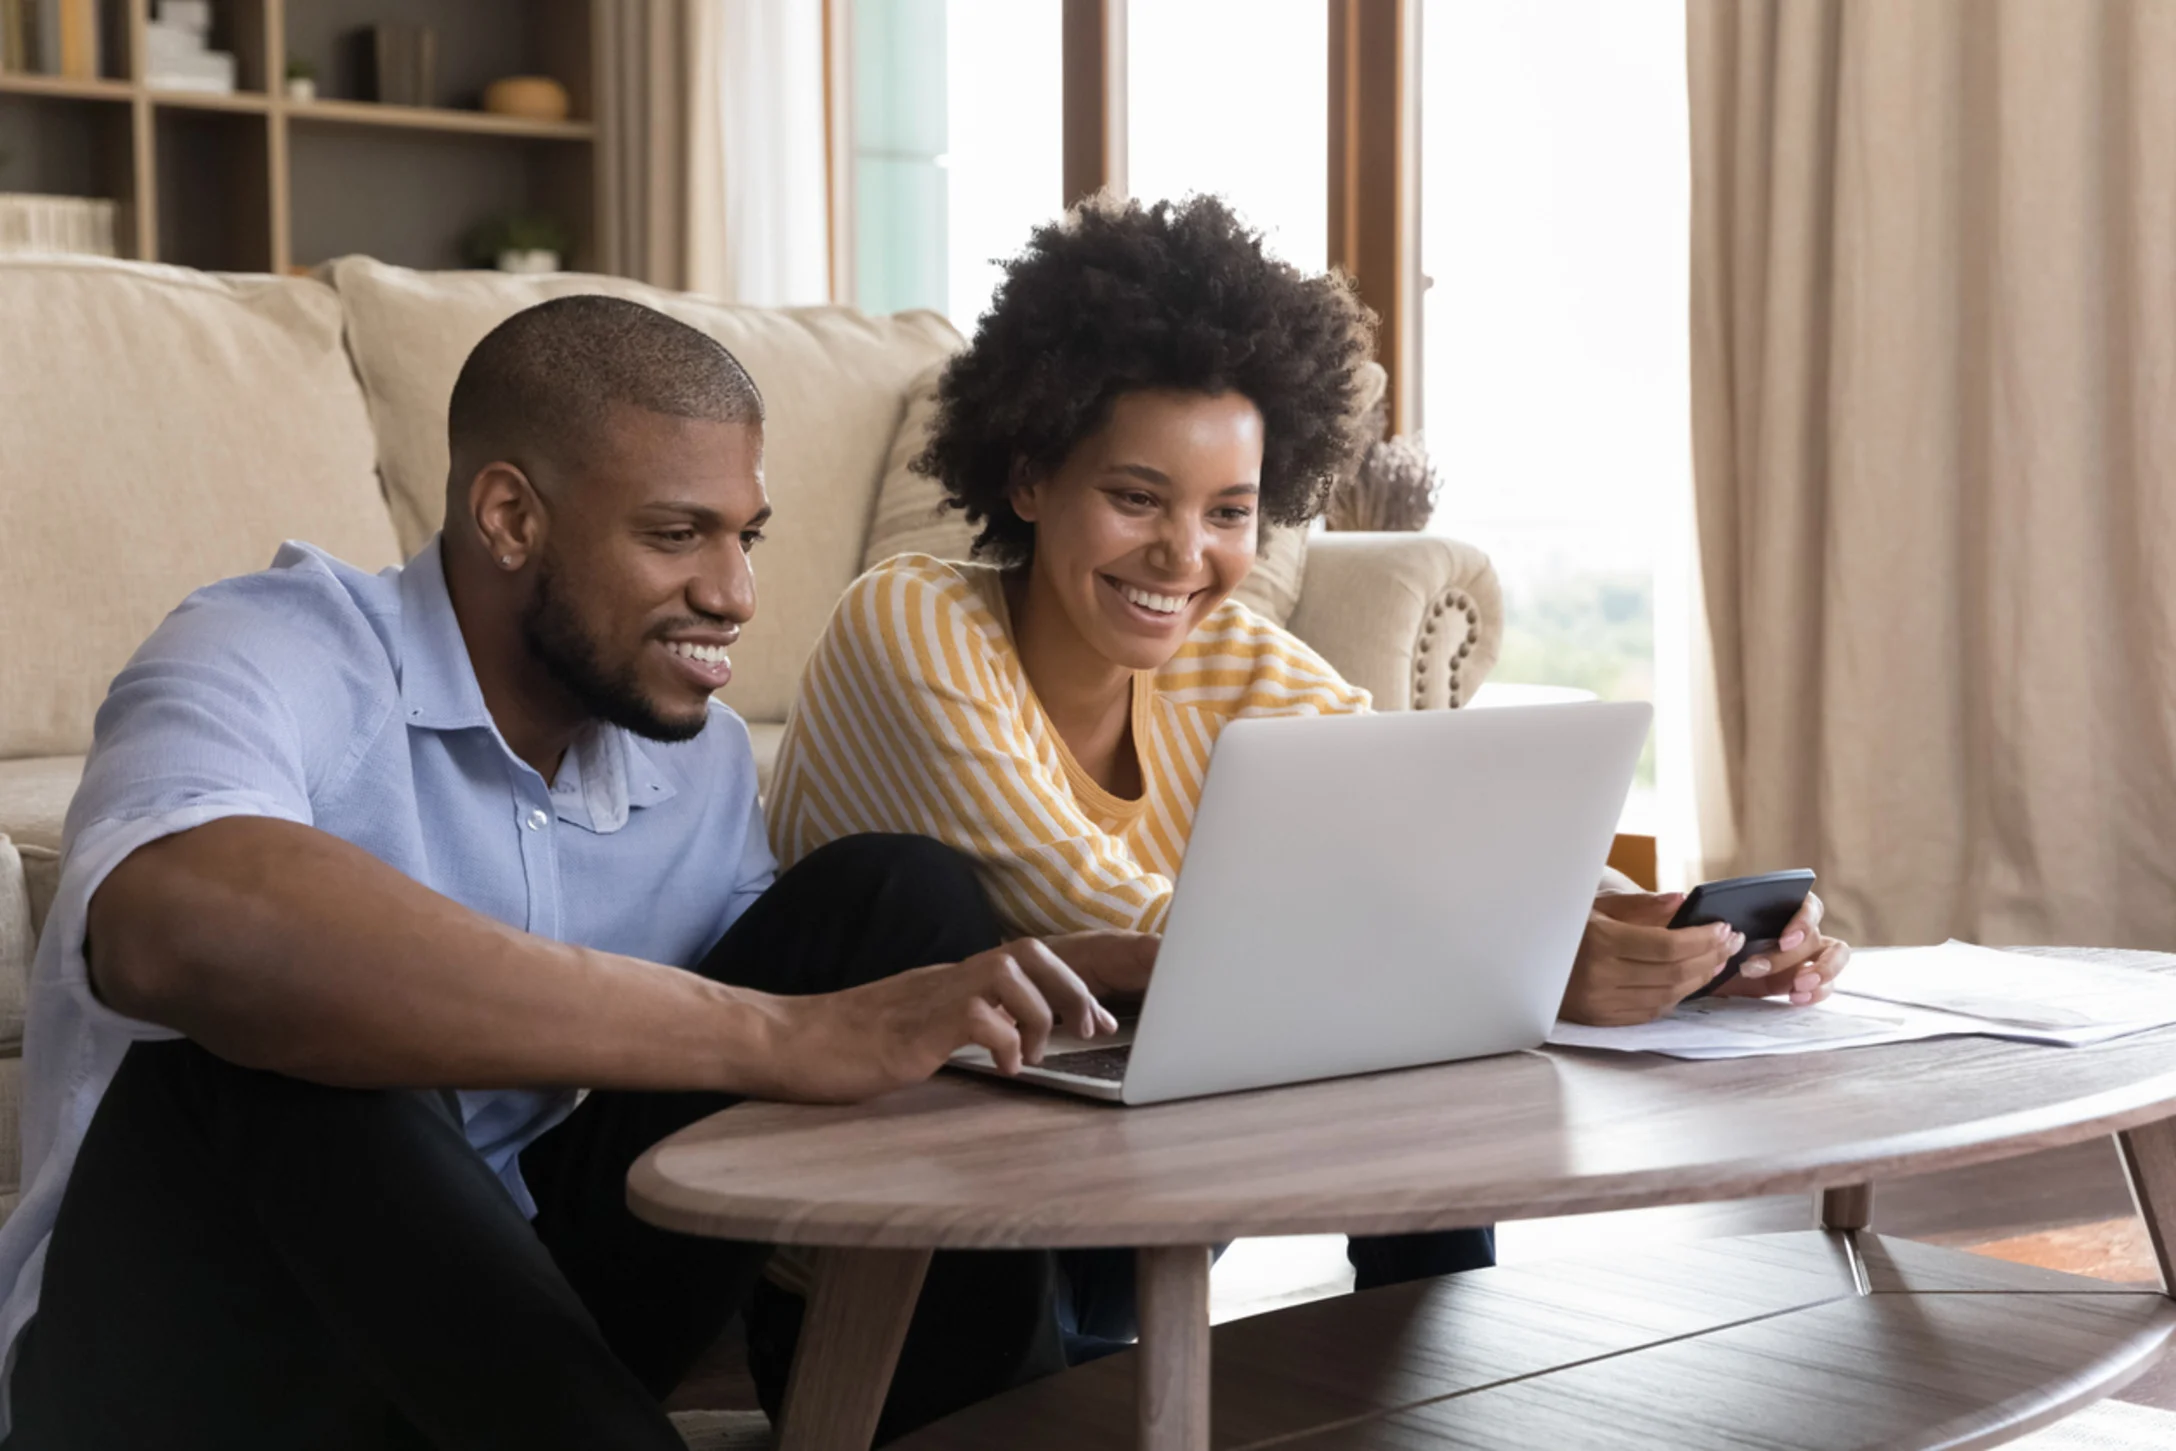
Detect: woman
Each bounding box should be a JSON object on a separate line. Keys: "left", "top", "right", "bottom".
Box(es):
{"left": 756, "top": 195, "right": 1849, "bottom": 1433}
{"left": 771, "top": 194, "right": 1848, "bottom": 1020}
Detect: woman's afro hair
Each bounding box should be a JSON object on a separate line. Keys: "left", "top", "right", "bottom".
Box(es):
{"left": 912, "top": 193, "right": 1377, "bottom": 566}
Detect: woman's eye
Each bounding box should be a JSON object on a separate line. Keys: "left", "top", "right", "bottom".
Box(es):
{"left": 1117, "top": 491, "right": 1158, "bottom": 510}
{"left": 1214, "top": 507, "right": 1256, "bottom": 525}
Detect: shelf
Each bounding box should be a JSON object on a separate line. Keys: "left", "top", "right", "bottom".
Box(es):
{"left": 149, "top": 91, "right": 271, "bottom": 114}
{"left": 0, "top": 73, "right": 133, "bottom": 103}
{"left": 285, "top": 99, "right": 593, "bottom": 141}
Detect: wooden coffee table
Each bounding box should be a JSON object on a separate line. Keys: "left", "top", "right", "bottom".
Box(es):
{"left": 629, "top": 949, "right": 2176, "bottom": 1450}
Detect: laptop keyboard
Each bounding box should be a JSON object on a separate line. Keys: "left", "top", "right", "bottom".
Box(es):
{"left": 1038, "top": 1044, "right": 1134, "bottom": 1082}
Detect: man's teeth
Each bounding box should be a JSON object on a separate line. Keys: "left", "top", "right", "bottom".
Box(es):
{"left": 1118, "top": 583, "right": 1189, "bottom": 615}
{"left": 667, "top": 641, "right": 730, "bottom": 664}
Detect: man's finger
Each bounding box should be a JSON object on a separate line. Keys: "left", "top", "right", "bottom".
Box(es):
{"left": 979, "top": 952, "right": 1057, "bottom": 1065}
{"left": 1008, "top": 937, "right": 1114, "bottom": 1041}
{"left": 965, "top": 998, "right": 1024, "bottom": 1076}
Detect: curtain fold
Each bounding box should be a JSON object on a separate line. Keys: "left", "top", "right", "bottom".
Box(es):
{"left": 602, "top": 0, "right": 694, "bottom": 288}
{"left": 1688, "top": 0, "right": 2176, "bottom": 947}
{"left": 700, "top": 0, "right": 834, "bottom": 305}
{"left": 603, "top": 0, "right": 832, "bottom": 303}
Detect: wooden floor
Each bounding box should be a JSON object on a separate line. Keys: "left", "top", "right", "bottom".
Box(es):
{"left": 1495, "top": 1135, "right": 2173, "bottom": 1413}
{"left": 666, "top": 1135, "right": 2174, "bottom": 1416}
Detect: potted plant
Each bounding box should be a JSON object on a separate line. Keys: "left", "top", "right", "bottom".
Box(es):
{"left": 463, "top": 213, "right": 572, "bottom": 274}
{"left": 284, "top": 56, "right": 317, "bottom": 103}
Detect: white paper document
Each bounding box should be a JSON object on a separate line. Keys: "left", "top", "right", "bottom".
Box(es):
{"left": 1837, "top": 941, "right": 2176, "bottom": 1044}
{"left": 2009, "top": 1400, "right": 2176, "bottom": 1450}
{"left": 1549, "top": 942, "right": 2176, "bottom": 1060}
{"left": 1547, "top": 996, "right": 1965, "bottom": 1060}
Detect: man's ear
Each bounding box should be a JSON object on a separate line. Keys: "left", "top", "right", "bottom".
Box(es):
{"left": 468, "top": 462, "right": 547, "bottom": 571}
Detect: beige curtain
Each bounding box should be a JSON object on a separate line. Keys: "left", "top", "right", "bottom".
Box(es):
{"left": 1688, "top": 0, "right": 2176, "bottom": 948}
{"left": 601, "top": 0, "right": 696, "bottom": 287}
{"left": 603, "top": 1, "right": 835, "bottom": 302}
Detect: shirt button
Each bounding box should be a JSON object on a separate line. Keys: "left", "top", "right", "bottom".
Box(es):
{"left": 526, "top": 809, "right": 550, "bottom": 832}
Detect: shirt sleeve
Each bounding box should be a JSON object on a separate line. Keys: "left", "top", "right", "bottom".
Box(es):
{"left": 772, "top": 565, "right": 1173, "bottom": 936}
{"left": 36, "top": 575, "right": 384, "bottom": 1044}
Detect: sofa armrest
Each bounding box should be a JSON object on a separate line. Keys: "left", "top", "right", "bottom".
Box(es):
{"left": 1286, "top": 532, "right": 1504, "bottom": 711}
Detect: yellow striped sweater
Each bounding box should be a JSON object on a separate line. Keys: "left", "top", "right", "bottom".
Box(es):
{"left": 767, "top": 553, "right": 1371, "bottom": 934}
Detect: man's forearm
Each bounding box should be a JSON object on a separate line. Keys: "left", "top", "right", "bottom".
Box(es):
{"left": 88, "top": 816, "right": 786, "bottom": 1092}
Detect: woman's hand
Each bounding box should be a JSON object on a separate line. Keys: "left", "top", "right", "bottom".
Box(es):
{"left": 1710, "top": 893, "right": 1851, "bottom": 1006}
{"left": 1043, "top": 930, "right": 1160, "bottom": 999}
{"left": 1560, "top": 892, "right": 1743, "bottom": 1026}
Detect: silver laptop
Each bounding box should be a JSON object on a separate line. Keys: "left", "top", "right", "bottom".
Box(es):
{"left": 950, "top": 701, "right": 1652, "bottom": 1105}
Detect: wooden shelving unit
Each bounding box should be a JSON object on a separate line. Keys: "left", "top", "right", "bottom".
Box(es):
{"left": 0, "top": 0, "right": 616, "bottom": 274}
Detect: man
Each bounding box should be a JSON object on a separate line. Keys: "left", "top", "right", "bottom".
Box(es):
{"left": 0, "top": 297, "right": 1144, "bottom": 1448}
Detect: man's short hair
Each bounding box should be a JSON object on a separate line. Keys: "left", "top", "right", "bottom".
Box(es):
{"left": 446, "top": 295, "right": 764, "bottom": 491}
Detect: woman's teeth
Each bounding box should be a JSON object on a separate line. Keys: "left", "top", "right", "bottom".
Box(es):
{"left": 667, "top": 641, "right": 730, "bottom": 664}
{"left": 1117, "top": 583, "right": 1189, "bottom": 616}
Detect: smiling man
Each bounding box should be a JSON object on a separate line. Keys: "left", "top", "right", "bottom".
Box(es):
{"left": 0, "top": 296, "right": 1139, "bottom": 1449}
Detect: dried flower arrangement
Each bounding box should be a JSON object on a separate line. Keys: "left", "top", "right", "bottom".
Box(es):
{"left": 1325, "top": 399, "right": 1443, "bottom": 533}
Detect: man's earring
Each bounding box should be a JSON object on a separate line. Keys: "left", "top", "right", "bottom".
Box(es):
{"left": 500, "top": 555, "right": 516, "bottom": 569}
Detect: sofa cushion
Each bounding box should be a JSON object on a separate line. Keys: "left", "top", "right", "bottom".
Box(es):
{"left": 859, "top": 362, "right": 1309, "bottom": 625}
{"left": 0, "top": 838, "right": 27, "bottom": 1057}
{"left": 0, "top": 257, "right": 403, "bottom": 759}
{"left": 0, "top": 757, "right": 77, "bottom": 947}
{"left": 746, "top": 722, "right": 784, "bottom": 802}
{"left": 325, "top": 257, "right": 962, "bottom": 724}
{"left": 0, "top": 1056, "right": 19, "bottom": 1209}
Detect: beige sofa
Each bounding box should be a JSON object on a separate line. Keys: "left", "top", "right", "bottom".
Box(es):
{"left": 0, "top": 253, "right": 1505, "bottom": 1212}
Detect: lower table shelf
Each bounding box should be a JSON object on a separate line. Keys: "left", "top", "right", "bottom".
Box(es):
{"left": 889, "top": 1232, "right": 2174, "bottom": 1451}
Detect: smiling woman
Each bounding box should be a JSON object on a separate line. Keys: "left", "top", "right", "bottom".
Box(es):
{"left": 767, "top": 193, "right": 1379, "bottom": 923}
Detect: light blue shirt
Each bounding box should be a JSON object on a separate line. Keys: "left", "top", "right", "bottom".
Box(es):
{"left": 0, "top": 537, "right": 776, "bottom": 1425}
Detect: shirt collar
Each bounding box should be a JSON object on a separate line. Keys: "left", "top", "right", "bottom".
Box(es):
{"left": 398, "top": 534, "right": 679, "bottom": 832}
{"left": 397, "top": 535, "right": 497, "bottom": 733}
{"left": 550, "top": 726, "right": 679, "bottom": 834}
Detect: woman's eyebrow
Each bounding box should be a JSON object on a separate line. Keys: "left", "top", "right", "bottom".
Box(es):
{"left": 1103, "top": 463, "right": 1172, "bottom": 485}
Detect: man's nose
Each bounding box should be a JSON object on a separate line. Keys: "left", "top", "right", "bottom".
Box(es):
{"left": 690, "top": 546, "right": 756, "bottom": 626}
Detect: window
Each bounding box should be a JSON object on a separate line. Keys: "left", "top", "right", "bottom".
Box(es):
{"left": 1419, "top": 0, "right": 1691, "bottom": 858}
{"left": 849, "top": 0, "right": 1062, "bottom": 329}
{"left": 1127, "top": 0, "right": 1327, "bottom": 271}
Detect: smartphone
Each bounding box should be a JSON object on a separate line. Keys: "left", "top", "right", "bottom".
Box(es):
{"left": 1672, "top": 869, "right": 1816, "bottom": 1001}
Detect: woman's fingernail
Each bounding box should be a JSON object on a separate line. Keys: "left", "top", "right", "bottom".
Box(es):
{"left": 1710, "top": 960, "right": 1728, "bottom": 978}
{"left": 1781, "top": 930, "right": 1806, "bottom": 950}
{"left": 1713, "top": 923, "right": 1733, "bottom": 942}
{"left": 1741, "top": 957, "right": 1772, "bottom": 978}
{"left": 1790, "top": 991, "right": 1812, "bottom": 1005}
{"left": 1796, "top": 971, "right": 1820, "bottom": 992}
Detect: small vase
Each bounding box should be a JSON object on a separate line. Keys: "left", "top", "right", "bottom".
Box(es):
{"left": 285, "top": 77, "right": 316, "bottom": 102}
{"left": 497, "top": 248, "right": 560, "bottom": 275}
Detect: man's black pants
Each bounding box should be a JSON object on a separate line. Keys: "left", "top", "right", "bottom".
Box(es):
{"left": 8, "top": 834, "right": 1492, "bottom": 1449}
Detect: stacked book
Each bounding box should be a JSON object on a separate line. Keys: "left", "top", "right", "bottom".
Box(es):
{"left": 145, "top": 0, "right": 234, "bottom": 94}
{"left": 0, "top": 0, "right": 104, "bottom": 79}
{"left": 0, "top": 193, "right": 118, "bottom": 256}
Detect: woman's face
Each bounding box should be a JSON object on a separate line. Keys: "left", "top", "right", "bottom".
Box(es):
{"left": 1009, "top": 388, "right": 1264, "bottom": 673}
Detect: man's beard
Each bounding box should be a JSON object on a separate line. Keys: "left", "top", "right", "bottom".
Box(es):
{"left": 521, "top": 555, "right": 709, "bottom": 743}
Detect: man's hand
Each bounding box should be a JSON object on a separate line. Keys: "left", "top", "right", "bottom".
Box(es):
{"left": 752, "top": 938, "right": 1120, "bottom": 1103}
{"left": 1711, "top": 893, "right": 1851, "bottom": 1006}
{"left": 1560, "top": 892, "right": 1743, "bottom": 1027}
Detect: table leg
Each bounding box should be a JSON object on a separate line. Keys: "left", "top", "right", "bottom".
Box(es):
{"left": 1136, "top": 1244, "right": 1213, "bottom": 1451}
{"left": 776, "top": 1246, "right": 933, "bottom": 1451}
{"left": 2116, "top": 1117, "right": 2176, "bottom": 1296}
{"left": 1819, "top": 1182, "right": 1874, "bottom": 1231}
